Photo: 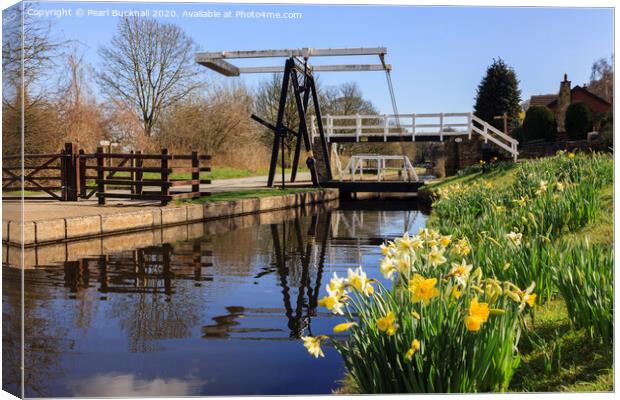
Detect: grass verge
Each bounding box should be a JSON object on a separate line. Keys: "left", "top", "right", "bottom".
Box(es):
{"left": 178, "top": 187, "right": 320, "bottom": 204}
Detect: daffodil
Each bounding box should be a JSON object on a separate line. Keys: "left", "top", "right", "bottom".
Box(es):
{"left": 513, "top": 195, "right": 528, "bottom": 207}
{"left": 333, "top": 322, "right": 357, "bottom": 333}
{"left": 567, "top": 152, "right": 575, "bottom": 159}
{"left": 523, "top": 293, "right": 536, "bottom": 307}
{"left": 346, "top": 267, "right": 374, "bottom": 296}
{"left": 380, "top": 242, "right": 394, "bottom": 257}
{"left": 409, "top": 274, "right": 440, "bottom": 304}
{"left": 425, "top": 246, "right": 447, "bottom": 267}
{"left": 394, "top": 252, "right": 411, "bottom": 274}
{"left": 405, "top": 339, "right": 421, "bottom": 361}
{"left": 464, "top": 297, "right": 490, "bottom": 332}
{"left": 411, "top": 310, "right": 421, "bottom": 320}
{"left": 439, "top": 235, "right": 452, "bottom": 248}
{"left": 555, "top": 181, "right": 565, "bottom": 192}
{"left": 453, "top": 238, "right": 471, "bottom": 256}
{"left": 380, "top": 257, "right": 397, "bottom": 279}
{"left": 492, "top": 203, "right": 506, "bottom": 213}
{"left": 448, "top": 259, "right": 473, "bottom": 285}
{"left": 376, "top": 311, "right": 397, "bottom": 336}
{"left": 451, "top": 284, "right": 463, "bottom": 299}
{"left": 506, "top": 231, "right": 523, "bottom": 247}
{"left": 326, "top": 273, "right": 345, "bottom": 296}
{"left": 318, "top": 293, "right": 346, "bottom": 315}
{"left": 395, "top": 232, "right": 421, "bottom": 255}
{"left": 302, "top": 335, "right": 328, "bottom": 358}
{"left": 535, "top": 180, "right": 548, "bottom": 196}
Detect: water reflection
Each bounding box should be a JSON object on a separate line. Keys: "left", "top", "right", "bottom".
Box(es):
{"left": 3, "top": 201, "right": 427, "bottom": 397}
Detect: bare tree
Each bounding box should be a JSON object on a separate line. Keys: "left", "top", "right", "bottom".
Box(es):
{"left": 2, "top": 4, "right": 67, "bottom": 154}
{"left": 97, "top": 17, "right": 201, "bottom": 138}
{"left": 57, "top": 48, "right": 109, "bottom": 150}
{"left": 589, "top": 55, "right": 614, "bottom": 104}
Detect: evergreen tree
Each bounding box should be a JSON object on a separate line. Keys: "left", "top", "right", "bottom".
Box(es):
{"left": 474, "top": 58, "right": 522, "bottom": 132}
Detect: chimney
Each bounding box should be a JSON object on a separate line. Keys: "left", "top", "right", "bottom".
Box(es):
{"left": 556, "top": 73, "right": 571, "bottom": 133}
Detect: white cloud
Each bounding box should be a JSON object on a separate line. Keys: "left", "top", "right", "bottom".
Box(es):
{"left": 68, "top": 373, "right": 206, "bottom": 397}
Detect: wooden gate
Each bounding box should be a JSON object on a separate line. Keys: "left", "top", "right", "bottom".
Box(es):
{"left": 3, "top": 143, "right": 210, "bottom": 205}
{"left": 2, "top": 143, "right": 79, "bottom": 201}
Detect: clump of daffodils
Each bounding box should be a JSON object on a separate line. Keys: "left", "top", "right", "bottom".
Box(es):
{"left": 301, "top": 231, "right": 535, "bottom": 392}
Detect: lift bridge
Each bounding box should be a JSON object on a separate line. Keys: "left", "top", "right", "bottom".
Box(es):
{"left": 196, "top": 47, "right": 519, "bottom": 194}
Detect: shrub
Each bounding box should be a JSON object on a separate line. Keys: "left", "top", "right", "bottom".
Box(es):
{"left": 302, "top": 231, "right": 532, "bottom": 393}
{"left": 565, "top": 102, "right": 593, "bottom": 140}
{"left": 522, "top": 106, "right": 556, "bottom": 142}
{"left": 511, "top": 125, "right": 525, "bottom": 143}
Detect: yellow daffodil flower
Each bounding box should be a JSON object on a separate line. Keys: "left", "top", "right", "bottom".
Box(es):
{"left": 346, "top": 267, "right": 374, "bottom": 296}
{"left": 523, "top": 293, "right": 536, "bottom": 307}
{"left": 333, "top": 322, "right": 357, "bottom": 333}
{"left": 439, "top": 235, "right": 452, "bottom": 247}
{"left": 409, "top": 274, "right": 440, "bottom": 304}
{"left": 567, "top": 152, "right": 575, "bottom": 159}
{"left": 318, "top": 293, "right": 345, "bottom": 315}
{"left": 513, "top": 195, "right": 528, "bottom": 207}
{"left": 453, "top": 238, "right": 471, "bottom": 256}
{"left": 464, "top": 297, "right": 490, "bottom": 332}
{"left": 405, "top": 339, "right": 421, "bottom": 361}
{"left": 376, "top": 311, "right": 397, "bottom": 336}
{"left": 302, "top": 335, "right": 328, "bottom": 358}
{"left": 411, "top": 310, "right": 421, "bottom": 320}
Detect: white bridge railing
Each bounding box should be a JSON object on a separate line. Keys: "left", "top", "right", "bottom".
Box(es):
{"left": 310, "top": 112, "right": 519, "bottom": 161}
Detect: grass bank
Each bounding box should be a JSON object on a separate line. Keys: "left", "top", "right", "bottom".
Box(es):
{"left": 333, "top": 151, "right": 613, "bottom": 393}
{"left": 427, "top": 152, "right": 613, "bottom": 392}
{"left": 178, "top": 187, "right": 320, "bottom": 204}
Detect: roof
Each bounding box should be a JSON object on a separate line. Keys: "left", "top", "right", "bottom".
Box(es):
{"left": 546, "top": 85, "right": 611, "bottom": 108}
{"left": 529, "top": 94, "right": 558, "bottom": 107}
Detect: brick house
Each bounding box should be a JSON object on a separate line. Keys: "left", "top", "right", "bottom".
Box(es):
{"left": 529, "top": 74, "right": 611, "bottom": 134}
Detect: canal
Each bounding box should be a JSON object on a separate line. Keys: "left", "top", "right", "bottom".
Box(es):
{"left": 2, "top": 199, "right": 428, "bottom": 397}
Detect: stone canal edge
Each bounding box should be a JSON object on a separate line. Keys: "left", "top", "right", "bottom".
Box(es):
{"left": 3, "top": 189, "right": 339, "bottom": 247}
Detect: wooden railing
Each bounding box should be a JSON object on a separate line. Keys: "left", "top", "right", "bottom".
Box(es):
{"left": 310, "top": 112, "right": 520, "bottom": 161}
{"left": 80, "top": 148, "right": 211, "bottom": 205}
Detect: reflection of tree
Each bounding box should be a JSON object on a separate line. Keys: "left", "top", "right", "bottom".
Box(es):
{"left": 2, "top": 266, "right": 74, "bottom": 397}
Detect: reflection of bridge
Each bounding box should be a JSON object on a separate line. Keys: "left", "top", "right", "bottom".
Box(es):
{"left": 47, "top": 207, "right": 423, "bottom": 342}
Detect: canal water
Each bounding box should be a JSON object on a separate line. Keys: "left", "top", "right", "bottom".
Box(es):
{"left": 2, "top": 200, "right": 427, "bottom": 397}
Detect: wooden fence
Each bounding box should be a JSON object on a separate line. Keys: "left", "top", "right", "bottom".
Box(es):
{"left": 2, "top": 143, "right": 211, "bottom": 205}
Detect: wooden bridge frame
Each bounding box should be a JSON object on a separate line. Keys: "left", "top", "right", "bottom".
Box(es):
{"left": 196, "top": 47, "right": 392, "bottom": 188}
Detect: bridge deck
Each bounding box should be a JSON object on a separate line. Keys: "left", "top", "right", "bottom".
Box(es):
{"left": 322, "top": 181, "right": 425, "bottom": 193}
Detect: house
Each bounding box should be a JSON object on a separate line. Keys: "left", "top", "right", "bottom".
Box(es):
{"left": 528, "top": 74, "right": 611, "bottom": 133}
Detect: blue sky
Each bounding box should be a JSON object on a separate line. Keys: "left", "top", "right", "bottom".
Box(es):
{"left": 21, "top": 2, "right": 614, "bottom": 113}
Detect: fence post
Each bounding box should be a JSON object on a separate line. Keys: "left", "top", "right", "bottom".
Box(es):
{"left": 129, "top": 150, "right": 136, "bottom": 195}
{"left": 136, "top": 150, "right": 143, "bottom": 196}
{"left": 96, "top": 146, "right": 105, "bottom": 205}
{"left": 191, "top": 151, "right": 199, "bottom": 198}
{"left": 60, "top": 147, "right": 68, "bottom": 201}
{"left": 161, "top": 148, "right": 169, "bottom": 206}
{"left": 62, "top": 143, "right": 79, "bottom": 201}
{"left": 78, "top": 149, "right": 86, "bottom": 198}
